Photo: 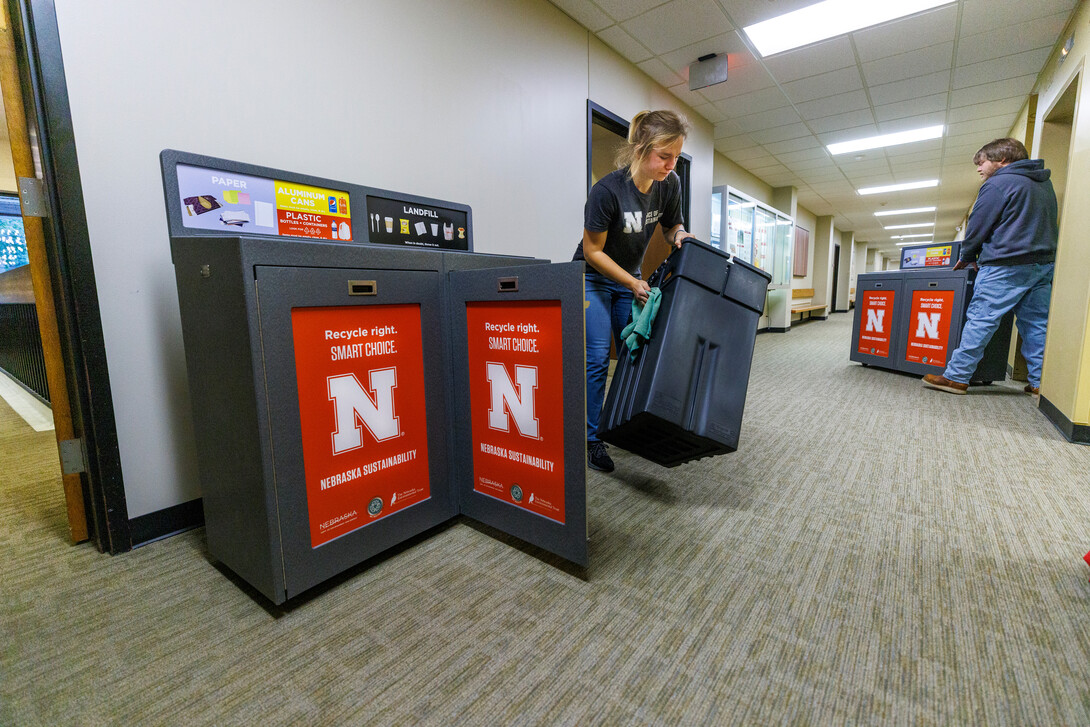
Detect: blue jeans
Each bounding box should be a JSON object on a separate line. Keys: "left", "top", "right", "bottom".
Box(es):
{"left": 944, "top": 262, "right": 1054, "bottom": 387}
{"left": 585, "top": 272, "right": 633, "bottom": 442}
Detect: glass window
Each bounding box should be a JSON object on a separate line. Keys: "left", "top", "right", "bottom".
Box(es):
{"left": 726, "top": 194, "right": 753, "bottom": 262}
{"left": 710, "top": 191, "right": 721, "bottom": 248}
{"left": 753, "top": 206, "right": 775, "bottom": 273}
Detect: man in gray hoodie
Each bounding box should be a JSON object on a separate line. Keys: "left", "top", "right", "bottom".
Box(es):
{"left": 923, "top": 137, "right": 1058, "bottom": 396}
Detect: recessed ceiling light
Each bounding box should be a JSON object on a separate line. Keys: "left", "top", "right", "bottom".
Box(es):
{"left": 896, "top": 240, "right": 935, "bottom": 246}
{"left": 858, "top": 180, "right": 939, "bottom": 195}
{"left": 743, "top": 0, "right": 955, "bottom": 57}
{"left": 874, "top": 206, "right": 936, "bottom": 217}
{"left": 884, "top": 223, "right": 935, "bottom": 230}
{"left": 828, "top": 125, "right": 944, "bottom": 155}
{"left": 892, "top": 233, "right": 934, "bottom": 239}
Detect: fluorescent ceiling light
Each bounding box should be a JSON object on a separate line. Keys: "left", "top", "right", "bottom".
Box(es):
{"left": 858, "top": 180, "right": 939, "bottom": 195}
{"left": 892, "top": 233, "right": 934, "bottom": 239}
{"left": 874, "top": 206, "right": 936, "bottom": 217}
{"left": 896, "top": 240, "right": 935, "bottom": 246}
{"left": 827, "top": 125, "right": 944, "bottom": 155}
{"left": 743, "top": 0, "right": 955, "bottom": 57}
{"left": 884, "top": 223, "right": 935, "bottom": 230}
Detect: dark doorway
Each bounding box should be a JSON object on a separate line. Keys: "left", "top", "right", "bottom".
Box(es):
{"left": 831, "top": 243, "right": 841, "bottom": 312}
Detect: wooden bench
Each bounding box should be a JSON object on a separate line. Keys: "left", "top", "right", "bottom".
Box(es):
{"left": 791, "top": 288, "right": 827, "bottom": 321}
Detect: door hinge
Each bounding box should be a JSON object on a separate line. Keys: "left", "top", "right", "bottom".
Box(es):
{"left": 18, "top": 176, "right": 49, "bottom": 217}
{"left": 58, "top": 438, "right": 87, "bottom": 475}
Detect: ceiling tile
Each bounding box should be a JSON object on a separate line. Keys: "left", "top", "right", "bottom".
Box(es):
{"left": 876, "top": 112, "right": 946, "bottom": 134}
{"left": 852, "top": 5, "right": 959, "bottom": 62}
{"left": 763, "top": 136, "right": 820, "bottom": 155}
{"left": 713, "top": 118, "right": 745, "bottom": 138}
{"left": 775, "top": 147, "right": 831, "bottom": 164}
{"left": 868, "top": 71, "right": 950, "bottom": 106}
{"left": 886, "top": 141, "right": 942, "bottom": 159}
{"left": 761, "top": 37, "right": 856, "bottom": 83}
{"left": 622, "top": 0, "right": 730, "bottom": 55}
{"left": 862, "top": 42, "right": 954, "bottom": 87}
{"left": 950, "top": 75, "right": 1036, "bottom": 108}
{"left": 691, "top": 102, "right": 728, "bottom": 123}
{"left": 699, "top": 61, "right": 776, "bottom": 101}
{"left": 666, "top": 81, "right": 713, "bottom": 108}
{"left": 548, "top": 0, "right": 614, "bottom": 31}
{"left": 808, "top": 110, "right": 877, "bottom": 137}
{"left": 960, "top": 0, "right": 1076, "bottom": 37}
{"left": 956, "top": 11, "right": 1071, "bottom": 67}
{"left": 847, "top": 173, "right": 896, "bottom": 188}
{"left": 658, "top": 32, "right": 750, "bottom": 74}
{"left": 800, "top": 172, "right": 848, "bottom": 186}
{"left": 732, "top": 105, "right": 803, "bottom": 133}
{"left": 782, "top": 67, "right": 863, "bottom": 103}
{"left": 596, "top": 25, "right": 653, "bottom": 63}
{"left": 749, "top": 122, "right": 811, "bottom": 144}
{"left": 591, "top": 0, "right": 666, "bottom": 22}
{"left": 722, "top": 144, "right": 771, "bottom": 161}
{"left": 836, "top": 158, "right": 890, "bottom": 174}
{"left": 713, "top": 132, "right": 759, "bottom": 152}
{"left": 712, "top": 86, "right": 791, "bottom": 118}
{"left": 786, "top": 155, "right": 838, "bottom": 170}
{"left": 796, "top": 90, "right": 870, "bottom": 121}
{"left": 638, "top": 57, "right": 686, "bottom": 88}
{"left": 818, "top": 123, "right": 884, "bottom": 146}
{"left": 945, "top": 97, "right": 1025, "bottom": 124}
{"left": 873, "top": 93, "right": 948, "bottom": 123}
{"left": 946, "top": 115, "right": 1019, "bottom": 139}
{"left": 953, "top": 46, "right": 1053, "bottom": 90}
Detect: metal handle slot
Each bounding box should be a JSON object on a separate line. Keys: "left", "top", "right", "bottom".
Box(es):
{"left": 874, "top": 283, "right": 883, "bottom": 288}
{"left": 497, "top": 276, "right": 519, "bottom": 293}
{"left": 349, "top": 280, "right": 377, "bottom": 296}
{"left": 928, "top": 282, "right": 938, "bottom": 288}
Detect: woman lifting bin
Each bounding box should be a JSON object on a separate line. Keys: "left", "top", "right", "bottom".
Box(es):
{"left": 573, "top": 110, "right": 693, "bottom": 472}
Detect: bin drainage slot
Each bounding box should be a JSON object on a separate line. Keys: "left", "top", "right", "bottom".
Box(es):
{"left": 349, "top": 280, "right": 377, "bottom": 296}
{"left": 497, "top": 276, "right": 519, "bottom": 293}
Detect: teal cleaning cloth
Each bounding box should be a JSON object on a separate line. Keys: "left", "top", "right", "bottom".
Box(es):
{"left": 620, "top": 287, "right": 662, "bottom": 360}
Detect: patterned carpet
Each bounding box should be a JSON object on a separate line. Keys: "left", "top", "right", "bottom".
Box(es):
{"left": 3, "top": 312, "right": 1090, "bottom": 724}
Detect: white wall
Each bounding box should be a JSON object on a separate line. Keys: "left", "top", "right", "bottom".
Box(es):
{"left": 53, "top": 0, "right": 715, "bottom": 518}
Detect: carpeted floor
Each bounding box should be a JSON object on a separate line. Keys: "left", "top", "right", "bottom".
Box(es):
{"left": 3, "top": 312, "right": 1090, "bottom": 724}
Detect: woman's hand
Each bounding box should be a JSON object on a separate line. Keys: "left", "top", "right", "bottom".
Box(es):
{"left": 629, "top": 278, "right": 652, "bottom": 304}
{"left": 668, "top": 224, "right": 691, "bottom": 249}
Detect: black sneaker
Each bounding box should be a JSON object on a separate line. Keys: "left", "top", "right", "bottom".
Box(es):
{"left": 588, "top": 441, "right": 614, "bottom": 472}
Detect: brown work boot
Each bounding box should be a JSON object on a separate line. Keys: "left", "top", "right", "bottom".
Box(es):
{"left": 922, "top": 374, "right": 968, "bottom": 395}
{"left": 1024, "top": 384, "right": 1040, "bottom": 395}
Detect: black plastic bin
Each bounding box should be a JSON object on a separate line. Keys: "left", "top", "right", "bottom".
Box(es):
{"left": 598, "top": 239, "right": 771, "bottom": 467}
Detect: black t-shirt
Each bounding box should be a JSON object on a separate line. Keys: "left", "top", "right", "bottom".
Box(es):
{"left": 573, "top": 167, "right": 683, "bottom": 277}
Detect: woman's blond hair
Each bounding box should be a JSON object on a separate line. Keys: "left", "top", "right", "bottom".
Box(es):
{"left": 616, "top": 109, "right": 691, "bottom": 172}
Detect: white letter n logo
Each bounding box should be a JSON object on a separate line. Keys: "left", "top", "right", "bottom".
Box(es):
{"left": 328, "top": 368, "right": 400, "bottom": 454}
{"left": 916, "top": 312, "right": 940, "bottom": 340}
{"left": 865, "top": 308, "right": 884, "bottom": 333}
{"left": 486, "top": 362, "right": 540, "bottom": 439}
{"left": 622, "top": 211, "right": 643, "bottom": 234}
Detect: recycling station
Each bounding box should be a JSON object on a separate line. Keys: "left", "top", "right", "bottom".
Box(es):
{"left": 851, "top": 241, "right": 1013, "bottom": 382}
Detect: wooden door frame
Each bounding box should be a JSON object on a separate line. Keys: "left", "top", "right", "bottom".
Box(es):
{"left": 3, "top": 0, "right": 130, "bottom": 551}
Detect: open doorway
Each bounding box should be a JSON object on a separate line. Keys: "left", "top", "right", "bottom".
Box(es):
{"left": 831, "top": 243, "right": 841, "bottom": 311}
{"left": 1035, "top": 73, "right": 1078, "bottom": 405}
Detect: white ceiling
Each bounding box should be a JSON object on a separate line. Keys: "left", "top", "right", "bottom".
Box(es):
{"left": 548, "top": 0, "right": 1077, "bottom": 254}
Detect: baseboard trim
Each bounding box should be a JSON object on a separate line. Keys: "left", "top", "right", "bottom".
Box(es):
{"left": 1038, "top": 395, "right": 1090, "bottom": 445}
{"left": 130, "top": 497, "right": 205, "bottom": 547}
{"left": 768, "top": 326, "right": 789, "bottom": 333}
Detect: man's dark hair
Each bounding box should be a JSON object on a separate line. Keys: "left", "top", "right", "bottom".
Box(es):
{"left": 973, "top": 138, "right": 1029, "bottom": 165}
